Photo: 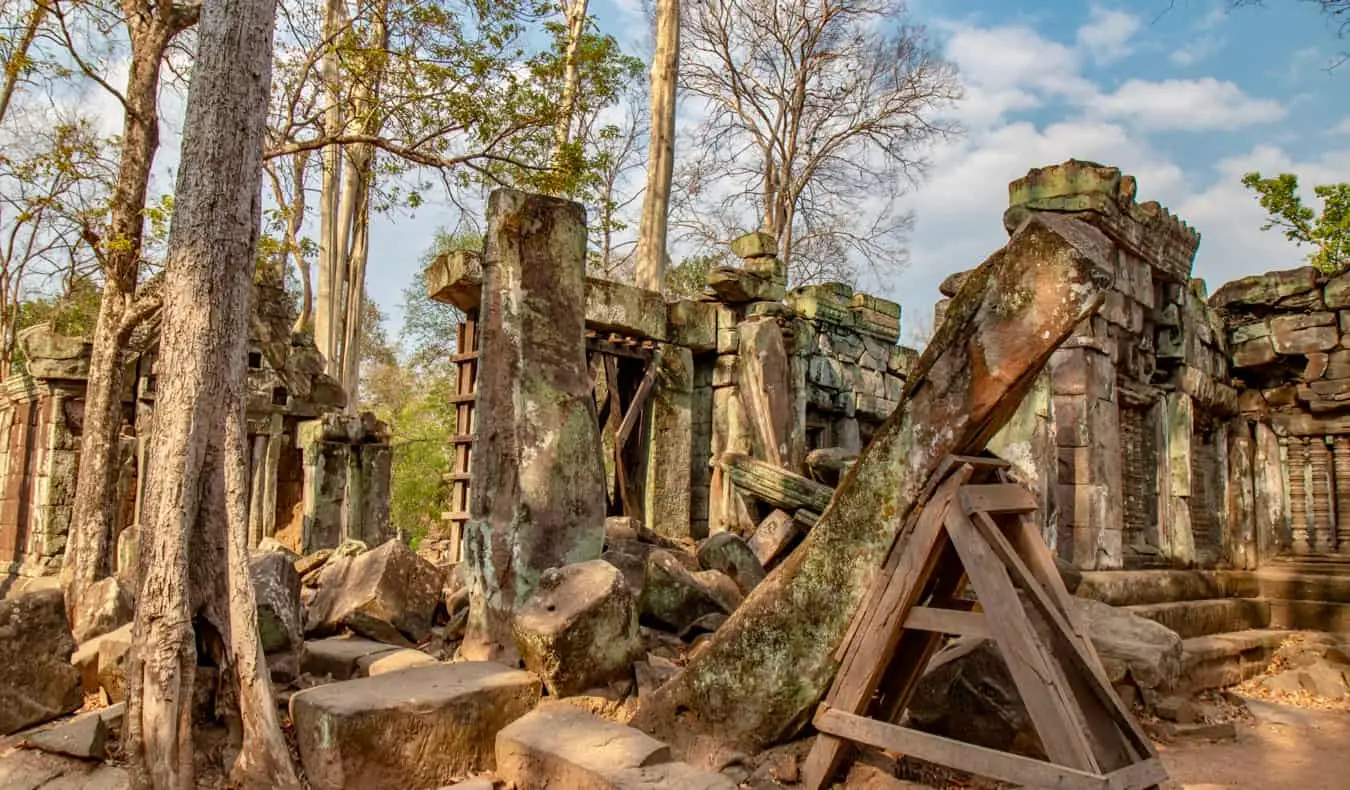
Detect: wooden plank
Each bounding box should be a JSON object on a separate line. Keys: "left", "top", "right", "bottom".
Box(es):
{"left": 447, "top": 434, "right": 475, "bottom": 445}
{"left": 904, "top": 606, "right": 990, "bottom": 638}
{"left": 603, "top": 356, "right": 633, "bottom": 517}
{"left": 945, "top": 508, "right": 1100, "bottom": 773}
{"left": 970, "top": 511, "right": 1156, "bottom": 761}
{"left": 814, "top": 706, "right": 1109, "bottom": 790}
{"left": 451, "top": 351, "right": 480, "bottom": 363}
{"left": 801, "top": 468, "right": 972, "bottom": 790}
{"left": 449, "top": 393, "right": 477, "bottom": 404}
{"left": 1104, "top": 758, "right": 1168, "bottom": 790}
{"left": 960, "top": 484, "right": 1038, "bottom": 515}
{"left": 617, "top": 350, "right": 663, "bottom": 449}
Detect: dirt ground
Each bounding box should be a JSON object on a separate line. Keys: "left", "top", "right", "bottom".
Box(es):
{"left": 1157, "top": 699, "right": 1350, "bottom": 790}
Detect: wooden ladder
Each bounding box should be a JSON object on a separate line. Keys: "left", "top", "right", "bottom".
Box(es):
{"left": 802, "top": 457, "right": 1167, "bottom": 790}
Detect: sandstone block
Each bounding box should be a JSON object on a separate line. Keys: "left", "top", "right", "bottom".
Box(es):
{"left": 667, "top": 299, "right": 717, "bottom": 353}
{"left": 696, "top": 532, "right": 766, "bottom": 595}
{"left": 1270, "top": 312, "right": 1339, "bottom": 354}
{"left": 0, "top": 589, "right": 82, "bottom": 734}
{"left": 731, "top": 231, "right": 777, "bottom": 260}
{"left": 746, "top": 510, "right": 801, "bottom": 568}
{"left": 513, "top": 560, "right": 641, "bottom": 697}
{"left": 1210, "top": 267, "right": 1318, "bottom": 308}
{"left": 639, "top": 550, "right": 741, "bottom": 633}
{"left": 306, "top": 538, "right": 443, "bottom": 646}
{"left": 70, "top": 576, "right": 134, "bottom": 644}
{"left": 427, "top": 249, "right": 484, "bottom": 312}
{"left": 291, "top": 662, "right": 540, "bottom": 790}
{"left": 1326, "top": 272, "right": 1350, "bottom": 309}
{"left": 23, "top": 708, "right": 107, "bottom": 760}
{"left": 251, "top": 549, "right": 303, "bottom": 654}
{"left": 95, "top": 624, "right": 133, "bottom": 704}
{"left": 303, "top": 636, "right": 405, "bottom": 680}
{"left": 496, "top": 704, "right": 736, "bottom": 790}
{"left": 1232, "top": 337, "right": 1278, "bottom": 368}
{"left": 586, "top": 276, "right": 668, "bottom": 342}
{"left": 356, "top": 648, "right": 437, "bottom": 677}
{"left": 707, "top": 268, "right": 784, "bottom": 303}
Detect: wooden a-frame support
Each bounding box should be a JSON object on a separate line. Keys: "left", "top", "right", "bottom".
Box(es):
{"left": 802, "top": 456, "right": 1168, "bottom": 790}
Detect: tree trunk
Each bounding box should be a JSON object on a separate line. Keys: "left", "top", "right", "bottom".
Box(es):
{"left": 552, "top": 0, "right": 589, "bottom": 162}
{"left": 314, "top": 0, "right": 346, "bottom": 371}
{"left": 62, "top": 11, "right": 179, "bottom": 618}
{"left": 631, "top": 212, "right": 1115, "bottom": 762}
{"left": 123, "top": 0, "right": 297, "bottom": 786}
{"left": 634, "top": 0, "right": 677, "bottom": 291}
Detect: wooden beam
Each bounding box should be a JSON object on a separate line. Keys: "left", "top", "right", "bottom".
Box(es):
{"left": 903, "top": 606, "right": 990, "bottom": 638}
{"left": 617, "top": 350, "right": 663, "bottom": 449}
{"left": 813, "top": 706, "right": 1111, "bottom": 790}
{"left": 959, "top": 484, "right": 1038, "bottom": 515}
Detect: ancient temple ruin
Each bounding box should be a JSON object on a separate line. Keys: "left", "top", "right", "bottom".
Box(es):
{"left": 0, "top": 275, "right": 392, "bottom": 578}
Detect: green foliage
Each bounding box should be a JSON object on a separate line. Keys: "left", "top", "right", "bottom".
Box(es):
{"left": 1243, "top": 172, "right": 1350, "bottom": 273}
{"left": 664, "top": 254, "right": 721, "bottom": 300}
{"left": 9, "top": 276, "right": 102, "bottom": 373}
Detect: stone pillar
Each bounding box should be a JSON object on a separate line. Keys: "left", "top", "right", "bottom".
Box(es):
{"left": 737, "top": 317, "right": 799, "bottom": 471}
{"left": 461, "top": 189, "right": 606, "bottom": 662}
{"left": 1254, "top": 423, "right": 1287, "bottom": 563}
{"left": 1310, "top": 438, "right": 1336, "bottom": 553}
{"left": 1159, "top": 391, "right": 1197, "bottom": 566}
{"left": 1225, "top": 419, "right": 1258, "bottom": 570}
{"left": 298, "top": 420, "right": 348, "bottom": 554}
{"left": 709, "top": 305, "right": 754, "bottom": 534}
{"left": 1287, "top": 436, "right": 1312, "bottom": 554}
{"left": 358, "top": 443, "right": 393, "bottom": 546}
{"left": 248, "top": 433, "right": 268, "bottom": 547}
{"left": 1336, "top": 437, "right": 1350, "bottom": 554}
{"left": 644, "top": 345, "right": 693, "bottom": 540}
{"left": 1050, "top": 345, "right": 1121, "bottom": 569}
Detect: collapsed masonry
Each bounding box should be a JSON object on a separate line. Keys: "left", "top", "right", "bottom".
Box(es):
{"left": 0, "top": 273, "right": 392, "bottom": 578}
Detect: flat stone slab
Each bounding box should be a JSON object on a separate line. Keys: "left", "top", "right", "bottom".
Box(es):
{"left": 301, "top": 636, "right": 403, "bottom": 680}
{"left": 22, "top": 708, "right": 108, "bottom": 760}
{"left": 355, "top": 648, "right": 437, "bottom": 677}
{"left": 496, "top": 704, "right": 734, "bottom": 789}
{"left": 291, "top": 661, "right": 540, "bottom": 790}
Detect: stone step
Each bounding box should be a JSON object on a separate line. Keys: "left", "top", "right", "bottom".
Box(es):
{"left": 1256, "top": 570, "right": 1350, "bottom": 603}
{"left": 290, "top": 661, "right": 541, "bottom": 790}
{"left": 1267, "top": 599, "right": 1350, "bottom": 633}
{"left": 496, "top": 703, "right": 736, "bottom": 790}
{"left": 1077, "top": 570, "right": 1257, "bottom": 607}
{"left": 1177, "top": 629, "right": 1293, "bottom": 694}
{"left": 1123, "top": 598, "right": 1271, "bottom": 639}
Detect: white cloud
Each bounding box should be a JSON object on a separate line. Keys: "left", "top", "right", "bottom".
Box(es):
{"left": 1086, "top": 78, "right": 1286, "bottom": 131}
{"left": 1330, "top": 117, "right": 1350, "bottom": 136}
{"left": 1168, "top": 35, "right": 1223, "bottom": 67}
{"left": 1076, "top": 6, "right": 1142, "bottom": 64}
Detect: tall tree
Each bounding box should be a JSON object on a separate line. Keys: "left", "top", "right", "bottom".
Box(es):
{"left": 122, "top": 0, "right": 297, "bottom": 784}
{"left": 634, "top": 0, "right": 676, "bottom": 290}
{"left": 674, "top": 0, "right": 959, "bottom": 286}
{"left": 58, "top": 0, "right": 200, "bottom": 617}
{"left": 1243, "top": 171, "right": 1350, "bottom": 273}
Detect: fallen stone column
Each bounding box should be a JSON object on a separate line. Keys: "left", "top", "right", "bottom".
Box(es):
{"left": 461, "top": 189, "right": 607, "bottom": 662}
{"left": 715, "top": 452, "right": 834, "bottom": 513}
{"left": 632, "top": 212, "right": 1112, "bottom": 762}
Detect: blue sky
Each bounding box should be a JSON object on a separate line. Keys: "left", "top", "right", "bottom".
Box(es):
{"left": 361, "top": 0, "right": 1349, "bottom": 344}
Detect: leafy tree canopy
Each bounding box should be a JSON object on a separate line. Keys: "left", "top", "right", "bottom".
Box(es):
{"left": 1242, "top": 171, "right": 1350, "bottom": 273}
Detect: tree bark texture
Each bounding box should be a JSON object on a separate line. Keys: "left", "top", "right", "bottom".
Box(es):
{"left": 123, "top": 0, "right": 298, "bottom": 786}
{"left": 552, "top": 0, "right": 589, "bottom": 161}
{"left": 634, "top": 0, "right": 677, "bottom": 291}
{"left": 63, "top": 0, "right": 195, "bottom": 619}
{"left": 461, "top": 189, "right": 607, "bottom": 663}
{"left": 631, "top": 212, "right": 1113, "bottom": 761}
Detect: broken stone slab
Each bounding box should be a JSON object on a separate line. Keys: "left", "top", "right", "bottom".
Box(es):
{"left": 305, "top": 538, "right": 443, "bottom": 646}
{"left": 746, "top": 510, "right": 802, "bottom": 569}
{"left": 251, "top": 549, "right": 303, "bottom": 654}
{"left": 639, "top": 550, "right": 742, "bottom": 634}
{"left": 427, "top": 248, "right": 484, "bottom": 312}
{"left": 496, "top": 704, "right": 737, "bottom": 790}
{"left": 291, "top": 661, "right": 541, "bottom": 790}
{"left": 70, "top": 576, "right": 134, "bottom": 645}
{"left": 632, "top": 211, "right": 1110, "bottom": 760}
{"left": 706, "top": 268, "right": 785, "bottom": 304}
{"left": 513, "top": 560, "right": 641, "bottom": 698}
{"left": 586, "top": 276, "right": 669, "bottom": 342}
{"left": 1074, "top": 598, "right": 1182, "bottom": 693}
{"left": 696, "top": 533, "right": 766, "bottom": 595}
{"left": 0, "top": 748, "right": 129, "bottom": 789}
{"left": 302, "top": 636, "right": 404, "bottom": 681}
{"left": 1, "top": 588, "right": 83, "bottom": 735}
{"left": 1210, "top": 266, "right": 1318, "bottom": 309}
{"left": 462, "top": 189, "right": 607, "bottom": 662}
{"left": 22, "top": 708, "right": 108, "bottom": 760}
{"left": 715, "top": 453, "right": 834, "bottom": 513}
{"left": 356, "top": 648, "right": 437, "bottom": 677}
{"left": 1270, "top": 312, "right": 1339, "bottom": 354}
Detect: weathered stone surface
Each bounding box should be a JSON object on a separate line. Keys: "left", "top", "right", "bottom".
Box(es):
{"left": 306, "top": 538, "right": 443, "bottom": 646}
{"left": 291, "top": 661, "right": 541, "bottom": 790}
{"left": 667, "top": 299, "right": 717, "bottom": 353}
{"left": 496, "top": 704, "right": 737, "bottom": 790}
{"left": 746, "top": 509, "right": 801, "bottom": 569}
{"left": 731, "top": 231, "right": 777, "bottom": 260}
{"left": 696, "top": 533, "right": 766, "bottom": 595}
{"left": 462, "top": 189, "right": 607, "bottom": 662}
{"left": 738, "top": 318, "right": 801, "bottom": 469}
{"left": 302, "top": 636, "right": 402, "bottom": 681}
{"left": 0, "top": 749, "right": 129, "bottom": 789}
{"left": 1075, "top": 598, "right": 1182, "bottom": 692}
{"left": 716, "top": 453, "right": 834, "bottom": 513}
{"left": 70, "top": 576, "right": 134, "bottom": 644}
{"left": 586, "top": 276, "right": 669, "bottom": 342}
{"left": 632, "top": 211, "right": 1109, "bottom": 759}
{"left": 908, "top": 637, "right": 1044, "bottom": 758}
{"left": 706, "top": 268, "right": 785, "bottom": 304}
{"left": 1231, "top": 337, "right": 1277, "bottom": 368}
{"left": 513, "top": 560, "right": 641, "bottom": 697}
{"left": 252, "top": 549, "right": 303, "bottom": 654}
{"left": 23, "top": 708, "right": 108, "bottom": 760}
{"left": 635, "top": 655, "right": 679, "bottom": 699}
{"left": 1325, "top": 272, "right": 1350, "bottom": 309}
{"left": 644, "top": 346, "right": 694, "bottom": 540}
{"left": 1, "top": 589, "right": 82, "bottom": 735}
{"left": 1210, "top": 266, "right": 1318, "bottom": 308}
{"left": 356, "top": 648, "right": 437, "bottom": 677}
{"left": 1270, "top": 312, "right": 1339, "bottom": 354}
{"left": 427, "top": 249, "right": 484, "bottom": 312}
{"left": 639, "top": 550, "right": 741, "bottom": 633}
{"left": 95, "top": 624, "right": 133, "bottom": 704}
